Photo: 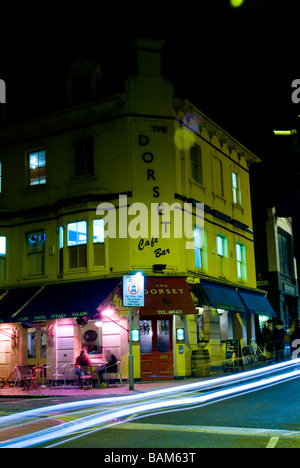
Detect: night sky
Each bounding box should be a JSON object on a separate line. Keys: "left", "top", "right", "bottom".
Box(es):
{"left": 1, "top": 0, "right": 300, "bottom": 209}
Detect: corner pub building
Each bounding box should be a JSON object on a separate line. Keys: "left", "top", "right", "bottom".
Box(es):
{"left": 0, "top": 39, "right": 276, "bottom": 383}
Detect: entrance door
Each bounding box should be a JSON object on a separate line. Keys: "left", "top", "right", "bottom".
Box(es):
{"left": 140, "top": 317, "right": 173, "bottom": 380}
{"left": 26, "top": 324, "right": 47, "bottom": 368}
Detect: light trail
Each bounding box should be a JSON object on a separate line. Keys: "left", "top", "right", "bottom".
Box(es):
{"left": 1, "top": 365, "right": 300, "bottom": 448}
{"left": 0, "top": 358, "right": 299, "bottom": 429}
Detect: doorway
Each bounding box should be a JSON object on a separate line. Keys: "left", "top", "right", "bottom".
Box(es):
{"left": 140, "top": 317, "right": 173, "bottom": 380}
{"left": 26, "top": 323, "right": 47, "bottom": 368}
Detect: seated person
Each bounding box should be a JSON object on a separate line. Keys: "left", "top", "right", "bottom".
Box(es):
{"left": 75, "top": 349, "right": 92, "bottom": 385}
{"left": 98, "top": 350, "right": 117, "bottom": 386}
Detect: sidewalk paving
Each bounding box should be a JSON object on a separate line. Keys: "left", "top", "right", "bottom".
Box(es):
{"left": 0, "top": 355, "right": 284, "bottom": 399}
{"left": 0, "top": 376, "right": 214, "bottom": 398}
{"left": 0, "top": 360, "right": 270, "bottom": 399}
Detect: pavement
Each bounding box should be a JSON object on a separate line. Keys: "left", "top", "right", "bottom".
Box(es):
{"left": 0, "top": 375, "right": 217, "bottom": 398}
{"left": 0, "top": 360, "right": 272, "bottom": 399}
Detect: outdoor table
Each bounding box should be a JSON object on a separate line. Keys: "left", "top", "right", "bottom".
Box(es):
{"left": 35, "top": 365, "right": 52, "bottom": 387}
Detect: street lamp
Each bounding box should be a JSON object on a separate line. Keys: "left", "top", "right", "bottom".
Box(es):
{"left": 273, "top": 129, "right": 297, "bottom": 136}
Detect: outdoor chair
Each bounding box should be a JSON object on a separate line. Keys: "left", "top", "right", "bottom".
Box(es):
{"left": 30, "top": 367, "right": 43, "bottom": 389}
{"left": 0, "top": 367, "right": 17, "bottom": 389}
{"left": 51, "top": 364, "right": 67, "bottom": 387}
{"left": 65, "top": 363, "right": 77, "bottom": 386}
{"left": 103, "top": 361, "right": 122, "bottom": 387}
{"left": 17, "top": 366, "right": 42, "bottom": 390}
{"left": 80, "top": 365, "right": 93, "bottom": 389}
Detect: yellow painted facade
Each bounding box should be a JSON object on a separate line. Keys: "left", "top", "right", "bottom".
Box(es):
{"left": 0, "top": 39, "right": 263, "bottom": 381}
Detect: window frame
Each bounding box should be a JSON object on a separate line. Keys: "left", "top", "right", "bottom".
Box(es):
{"left": 0, "top": 236, "right": 6, "bottom": 280}
{"left": 73, "top": 137, "right": 94, "bottom": 178}
{"left": 236, "top": 242, "right": 247, "bottom": 281}
{"left": 232, "top": 171, "right": 241, "bottom": 205}
{"left": 190, "top": 144, "right": 203, "bottom": 185}
{"left": 67, "top": 221, "right": 87, "bottom": 269}
{"left": 278, "top": 228, "right": 294, "bottom": 277}
{"left": 28, "top": 149, "right": 46, "bottom": 186}
{"left": 26, "top": 231, "right": 46, "bottom": 275}
{"left": 194, "top": 227, "right": 203, "bottom": 269}
{"left": 93, "top": 219, "right": 105, "bottom": 267}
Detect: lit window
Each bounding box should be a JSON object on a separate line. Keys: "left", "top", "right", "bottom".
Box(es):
{"left": 217, "top": 235, "right": 224, "bottom": 257}
{"left": 27, "top": 232, "right": 45, "bottom": 274}
{"left": 93, "top": 219, "right": 105, "bottom": 266}
{"left": 232, "top": 171, "right": 241, "bottom": 205}
{"left": 67, "top": 221, "right": 87, "bottom": 246}
{"left": 217, "top": 235, "right": 227, "bottom": 277}
{"left": 59, "top": 227, "right": 64, "bottom": 273}
{"left": 0, "top": 236, "right": 6, "bottom": 280}
{"left": 67, "top": 221, "right": 87, "bottom": 269}
{"left": 29, "top": 150, "right": 46, "bottom": 186}
{"left": 93, "top": 219, "right": 104, "bottom": 243}
{"left": 194, "top": 227, "right": 203, "bottom": 269}
{"left": 236, "top": 242, "right": 246, "bottom": 281}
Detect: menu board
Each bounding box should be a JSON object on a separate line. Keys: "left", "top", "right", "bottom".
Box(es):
{"left": 225, "top": 339, "right": 243, "bottom": 369}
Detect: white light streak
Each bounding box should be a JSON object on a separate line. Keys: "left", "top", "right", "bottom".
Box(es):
{"left": 1, "top": 365, "right": 300, "bottom": 448}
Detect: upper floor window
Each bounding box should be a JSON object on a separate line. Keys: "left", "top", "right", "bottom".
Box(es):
{"left": 0, "top": 236, "right": 6, "bottom": 280}
{"left": 217, "top": 234, "right": 227, "bottom": 277}
{"left": 190, "top": 144, "right": 203, "bottom": 185}
{"left": 59, "top": 226, "right": 64, "bottom": 273}
{"left": 194, "top": 227, "right": 203, "bottom": 269}
{"left": 74, "top": 138, "right": 94, "bottom": 177}
{"left": 236, "top": 242, "right": 247, "bottom": 281}
{"left": 67, "top": 221, "right": 87, "bottom": 269}
{"left": 0, "top": 161, "right": 2, "bottom": 193}
{"left": 27, "top": 231, "right": 45, "bottom": 274}
{"left": 232, "top": 171, "right": 241, "bottom": 205}
{"left": 29, "top": 150, "right": 46, "bottom": 186}
{"left": 212, "top": 157, "right": 223, "bottom": 197}
{"left": 278, "top": 229, "right": 294, "bottom": 277}
{"left": 93, "top": 219, "right": 105, "bottom": 266}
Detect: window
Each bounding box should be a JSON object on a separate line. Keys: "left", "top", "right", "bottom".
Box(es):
{"left": 29, "top": 150, "right": 46, "bottom": 186}
{"left": 213, "top": 157, "right": 223, "bottom": 197}
{"left": 236, "top": 242, "right": 246, "bottom": 281}
{"left": 0, "top": 236, "right": 6, "bottom": 280}
{"left": 67, "top": 221, "right": 87, "bottom": 268}
{"left": 59, "top": 226, "right": 64, "bottom": 273}
{"left": 93, "top": 219, "right": 105, "bottom": 266}
{"left": 194, "top": 227, "right": 203, "bottom": 268}
{"left": 217, "top": 235, "right": 227, "bottom": 277}
{"left": 0, "top": 161, "right": 2, "bottom": 193}
{"left": 190, "top": 144, "right": 203, "bottom": 185}
{"left": 74, "top": 138, "right": 94, "bottom": 177}
{"left": 232, "top": 171, "right": 241, "bottom": 205}
{"left": 27, "top": 232, "right": 45, "bottom": 274}
{"left": 278, "top": 229, "right": 293, "bottom": 277}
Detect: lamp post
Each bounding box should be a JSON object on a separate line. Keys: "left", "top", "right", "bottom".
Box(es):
{"left": 128, "top": 306, "right": 134, "bottom": 390}
{"left": 123, "top": 272, "right": 144, "bottom": 391}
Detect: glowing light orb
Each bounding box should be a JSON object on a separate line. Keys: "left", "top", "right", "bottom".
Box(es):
{"left": 174, "top": 127, "right": 195, "bottom": 150}
{"left": 230, "top": 0, "right": 245, "bottom": 7}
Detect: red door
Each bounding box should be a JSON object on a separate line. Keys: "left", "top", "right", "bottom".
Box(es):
{"left": 140, "top": 317, "right": 173, "bottom": 380}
